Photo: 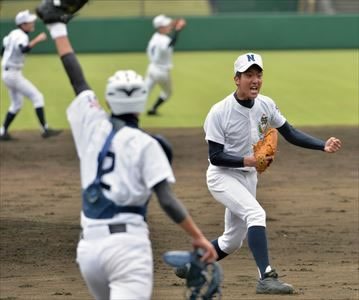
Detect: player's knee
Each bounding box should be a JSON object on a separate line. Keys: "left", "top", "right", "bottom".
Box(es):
{"left": 32, "top": 93, "right": 44, "bottom": 108}
{"left": 159, "top": 91, "right": 170, "bottom": 100}
{"left": 246, "top": 207, "right": 266, "bottom": 227}
{"left": 219, "top": 236, "right": 242, "bottom": 254}
{"left": 9, "top": 103, "right": 22, "bottom": 114}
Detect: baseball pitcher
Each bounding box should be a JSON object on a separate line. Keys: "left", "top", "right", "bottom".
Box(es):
{"left": 0, "top": 10, "right": 62, "bottom": 141}
{"left": 145, "top": 14, "right": 186, "bottom": 116}
{"left": 36, "top": 1, "right": 217, "bottom": 299}
{"left": 176, "top": 53, "right": 342, "bottom": 295}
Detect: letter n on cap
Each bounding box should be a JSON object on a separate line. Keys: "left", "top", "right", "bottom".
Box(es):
{"left": 247, "top": 54, "right": 255, "bottom": 62}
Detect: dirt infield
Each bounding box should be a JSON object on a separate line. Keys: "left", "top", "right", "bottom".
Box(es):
{"left": 0, "top": 127, "right": 358, "bottom": 300}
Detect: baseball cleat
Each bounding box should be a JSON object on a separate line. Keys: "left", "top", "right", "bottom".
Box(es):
{"left": 0, "top": 132, "right": 14, "bottom": 141}
{"left": 147, "top": 109, "right": 158, "bottom": 116}
{"left": 256, "top": 269, "right": 294, "bottom": 294}
{"left": 42, "top": 128, "right": 63, "bottom": 139}
{"left": 174, "top": 263, "right": 190, "bottom": 279}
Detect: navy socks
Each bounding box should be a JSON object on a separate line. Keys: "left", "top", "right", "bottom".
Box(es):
{"left": 3, "top": 112, "right": 17, "bottom": 132}
{"left": 35, "top": 107, "right": 47, "bottom": 129}
{"left": 247, "top": 226, "right": 270, "bottom": 278}
{"left": 211, "top": 239, "right": 228, "bottom": 261}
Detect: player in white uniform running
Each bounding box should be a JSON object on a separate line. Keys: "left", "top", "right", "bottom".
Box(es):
{"left": 43, "top": 20, "right": 217, "bottom": 300}
{"left": 145, "top": 14, "right": 186, "bottom": 116}
{"left": 176, "top": 53, "right": 342, "bottom": 294}
{"left": 0, "top": 10, "right": 62, "bottom": 141}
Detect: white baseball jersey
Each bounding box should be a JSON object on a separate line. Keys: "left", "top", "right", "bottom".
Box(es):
{"left": 67, "top": 90, "right": 175, "bottom": 227}
{"left": 1, "top": 29, "right": 28, "bottom": 69}
{"left": 146, "top": 32, "right": 173, "bottom": 70}
{"left": 204, "top": 92, "right": 286, "bottom": 172}
{"left": 68, "top": 90, "right": 175, "bottom": 299}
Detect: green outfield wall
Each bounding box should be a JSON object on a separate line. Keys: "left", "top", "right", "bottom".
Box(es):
{"left": 1, "top": 14, "right": 358, "bottom": 53}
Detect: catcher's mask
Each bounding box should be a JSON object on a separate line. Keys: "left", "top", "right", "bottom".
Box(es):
{"left": 163, "top": 250, "right": 223, "bottom": 300}
{"left": 105, "top": 70, "right": 148, "bottom": 115}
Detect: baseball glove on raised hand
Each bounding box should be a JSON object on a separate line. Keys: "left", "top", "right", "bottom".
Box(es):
{"left": 36, "top": 0, "right": 89, "bottom": 24}
{"left": 253, "top": 128, "right": 278, "bottom": 174}
{"left": 163, "top": 250, "right": 223, "bottom": 300}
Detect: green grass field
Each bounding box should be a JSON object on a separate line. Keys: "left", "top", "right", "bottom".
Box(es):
{"left": 0, "top": 49, "right": 358, "bottom": 130}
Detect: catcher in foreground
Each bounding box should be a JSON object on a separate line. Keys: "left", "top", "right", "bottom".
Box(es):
{"left": 36, "top": 1, "right": 217, "bottom": 299}
{"left": 174, "top": 52, "right": 341, "bottom": 295}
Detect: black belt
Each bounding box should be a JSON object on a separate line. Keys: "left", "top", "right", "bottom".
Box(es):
{"left": 109, "top": 223, "right": 127, "bottom": 233}
{"left": 4, "top": 67, "right": 20, "bottom": 71}
{"left": 80, "top": 223, "right": 127, "bottom": 239}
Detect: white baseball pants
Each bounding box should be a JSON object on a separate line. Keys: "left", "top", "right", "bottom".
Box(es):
{"left": 206, "top": 168, "right": 266, "bottom": 254}
{"left": 76, "top": 224, "right": 153, "bottom": 300}
{"left": 145, "top": 64, "right": 172, "bottom": 100}
{"left": 2, "top": 69, "right": 44, "bottom": 113}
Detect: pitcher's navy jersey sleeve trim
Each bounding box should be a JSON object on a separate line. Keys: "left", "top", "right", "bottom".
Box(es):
{"left": 209, "top": 140, "right": 245, "bottom": 168}
{"left": 277, "top": 121, "right": 325, "bottom": 151}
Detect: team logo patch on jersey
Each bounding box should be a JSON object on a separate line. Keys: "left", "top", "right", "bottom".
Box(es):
{"left": 258, "top": 114, "right": 269, "bottom": 137}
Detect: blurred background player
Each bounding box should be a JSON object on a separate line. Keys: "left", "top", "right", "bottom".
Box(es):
{"left": 40, "top": 13, "right": 217, "bottom": 299}
{"left": 145, "top": 14, "right": 186, "bottom": 116}
{"left": 0, "top": 10, "right": 62, "bottom": 141}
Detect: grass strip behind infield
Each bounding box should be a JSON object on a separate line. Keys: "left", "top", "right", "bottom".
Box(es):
{"left": 0, "top": 50, "right": 357, "bottom": 130}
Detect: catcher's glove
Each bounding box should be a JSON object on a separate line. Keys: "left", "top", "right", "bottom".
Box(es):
{"left": 36, "top": 0, "right": 89, "bottom": 24}
{"left": 163, "top": 250, "right": 223, "bottom": 300}
{"left": 253, "top": 128, "right": 278, "bottom": 174}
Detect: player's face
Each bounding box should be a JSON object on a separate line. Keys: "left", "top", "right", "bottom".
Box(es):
{"left": 21, "top": 22, "right": 35, "bottom": 33}
{"left": 234, "top": 66, "right": 263, "bottom": 100}
{"left": 159, "top": 24, "right": 173, "bottom": 35}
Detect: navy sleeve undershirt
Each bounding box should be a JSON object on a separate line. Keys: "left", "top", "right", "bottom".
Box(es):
{"left": 208, "top": 121, "right": 325, "bottom": 168}
{"left": 277, "top": 121, "right": 325, "bottom": 150}
{"left": 60, "top": 52, "right": 91, "bottom": 95}
{"left": 19, "top": 44, "right": 31, "bottom": 53}
{"left": 1, "top": 47, "right": 4, "bottom": 56}
{"left": 208, "top": 140, "right": 245, "bottom": 168}
{"left": 169, "top": 31, "right": 179, "bottom": 47}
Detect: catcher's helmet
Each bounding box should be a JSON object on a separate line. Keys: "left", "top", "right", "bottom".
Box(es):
{"left": 105, "top": 70, "right": 148, "bottom": 115}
